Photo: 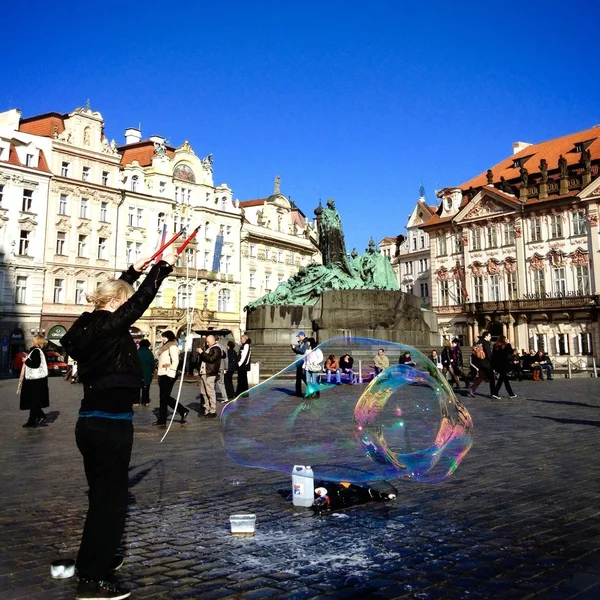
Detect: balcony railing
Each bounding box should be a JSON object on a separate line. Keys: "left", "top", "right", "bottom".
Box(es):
{"left": 463, "top": 295, "right": 597, "bottom": 313}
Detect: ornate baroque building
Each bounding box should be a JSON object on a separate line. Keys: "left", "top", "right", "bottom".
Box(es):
{"left": 17, "top": 106, "right": 123, "bottom": 347}
{"left": 0, "top": 110, "right": 53, "bottom": 369}
{"left": 118, "top": 131, "right": 243, "bottom": 348}
{"left": 239, "top": 177, "right": 319, "bottom": 313}
{"left": 379, "top": 187, "right": 435, "bottom": 308}
{"left": 422, "top": 126, "right": 600, "bottom": 366}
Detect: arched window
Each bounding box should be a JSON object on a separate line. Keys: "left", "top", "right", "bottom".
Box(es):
{"left": 217, "top": 288, "right": 232, "bottom": 312}
{"left": 221, "top": 196, "right": 228, "bottom": 210}
{"left": 131, "top": 175, "right": 139, "bottom": 192}
{"left": 177, "top": 284, "right": 194, "bottom": 308}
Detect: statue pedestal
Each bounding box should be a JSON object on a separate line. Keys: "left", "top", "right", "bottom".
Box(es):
{"left": 245, "top": 290, "right": 438, "bottom": 347}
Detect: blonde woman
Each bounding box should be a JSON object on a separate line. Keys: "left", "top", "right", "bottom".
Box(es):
{"left": 154, "top": 330, "right": 189, "bottom": 425}
{"left": 19, "top": 334, "right": 49, "bottom": 427}
{"left": 60, "top": 253, "right": 175, "bottom": 600}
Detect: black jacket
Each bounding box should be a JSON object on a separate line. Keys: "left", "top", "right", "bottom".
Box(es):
{"left": 492, "top": 343, "right": 514, "bottom": 373}
{"left": 60, "top": 262, "right": 172, "bottom": 394}
{"left": 199, "top": 344, "right": 222, "bottom": 377}
{"left": 226, "top": 348, "right": 238, "bottom": 373}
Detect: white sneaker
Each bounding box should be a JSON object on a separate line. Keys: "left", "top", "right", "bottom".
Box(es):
{"left": 492, "top": 394, "right": 501, "bottom": 400}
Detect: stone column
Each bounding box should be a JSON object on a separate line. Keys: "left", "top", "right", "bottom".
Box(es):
{"left": 560, "top": 176, "right": 569, "bottom": 196}
{"left": 502, "top": 320, "right": 508, "bottom": 337}
{"left": 508, "top": 315, "right": 515, "bottom": 346}
{"left": 473, "top": 319, "right": 479, "bottom": 341}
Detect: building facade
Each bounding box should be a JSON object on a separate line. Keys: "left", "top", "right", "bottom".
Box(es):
{"left": 118, "top": 131, "right": 243, "bottom": 348}
{"left": 18, "top": 106, "right": 123, "bottom": 348}
{"left": 379, "top": 189, "right": 434, "bottom": 308}
{"left": 239, "top": 178, "right": 319, "bottom": 316}
{"left": 0, "top": 110, "right": 53, "bottom": 370}
{"left": 422, "top": 126, "right": 600, "bottom": 366}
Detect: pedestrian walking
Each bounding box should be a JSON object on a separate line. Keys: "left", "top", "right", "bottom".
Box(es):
{"left": 138, "top": 339, "right": 155, "bottom": 406}
{"left": 492, "top": 336, "right": 517, "bottom": 399}
{"left": 291, "top": 331, "right": 307, "bottom": 396}
{"left": 468, "top": 331, "right": 495, "bottom": 398}
{"left": 224, "top": 340, "right": 237, "bottom": 400}
{"left": 236, "top": 335, "right": 252, "bottom": 395}
{"left": 18, "top": 334, "right": 49, "bottom": 427}
{"left": 60, "top": 253, "right": 176, "bottom": 600}
{"left": 197, "top": 334, "right": 222, "bottom": 419}
{"left": 441, "top": 339, "right": 460, "bottom": 388}
{"left": 154, "top": 330, "right": 190, "bottom": 426}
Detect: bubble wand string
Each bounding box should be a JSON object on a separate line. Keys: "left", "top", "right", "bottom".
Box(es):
{"left": 160, "top": 226, "right": 201, "bottom": 443}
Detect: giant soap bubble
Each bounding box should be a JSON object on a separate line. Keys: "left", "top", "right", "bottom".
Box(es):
{"left": 220, "top": 338, "right": 473, "bottom": 484}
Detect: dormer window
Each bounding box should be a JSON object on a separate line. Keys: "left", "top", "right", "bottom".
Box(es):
{"left": 25, "top": 153, "right": 34, "bottom": 167}
{"left": 446, "top": 198, "right": 453, "bottom": 211}
{"left": 575, "top": 143, "right": 583, "bottom": 153}
{"left": 513, "top": 159, "right": 521, "bottom": 168}
{"left": 131, "top": 175, "right": 138, "bottom": 192}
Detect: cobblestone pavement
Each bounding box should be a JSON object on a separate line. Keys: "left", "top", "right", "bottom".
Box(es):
{"left": 1, "top": 375, "right": 600, "bottom": 599}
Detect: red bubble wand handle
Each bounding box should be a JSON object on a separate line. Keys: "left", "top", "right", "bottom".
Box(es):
{"left": 174, "top": 226, "right": 201, "bottom": 257}
{"left": 141, "top": 229, "right": 185, "bottom": 270}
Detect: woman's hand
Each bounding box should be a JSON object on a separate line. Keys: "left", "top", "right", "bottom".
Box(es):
{"left": 134, "top": 257, "right": 152, "bottom": 272}
{"left": 162, "top": 252, "right": 177, "bottom": 266}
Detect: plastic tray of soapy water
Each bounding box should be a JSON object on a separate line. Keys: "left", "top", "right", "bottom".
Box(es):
{"left": 229, "top": 514, "right": 256, "bottom": 536}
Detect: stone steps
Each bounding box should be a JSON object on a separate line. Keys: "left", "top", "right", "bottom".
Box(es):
{"left": 251, "top": 343, "right": 436, "bottom": 380}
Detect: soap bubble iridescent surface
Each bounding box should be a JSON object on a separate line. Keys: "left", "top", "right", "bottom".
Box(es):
{"left": 221, "top": 338, "right": 473, "bottom": 484}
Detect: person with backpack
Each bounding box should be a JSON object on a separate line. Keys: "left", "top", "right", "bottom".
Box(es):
{"left": 468, "top": 331, "right": 495, "bottom": 398}
{"left": 491, "top": 335, "right": 517, "bottom": 399}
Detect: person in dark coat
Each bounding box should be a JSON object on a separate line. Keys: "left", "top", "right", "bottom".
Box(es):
{"left": 291, "top": 331, "right": 307, "bottom": 396}
{"left": 19, "top": 335, "right": 49, "bottom": 427}
{"left": 468, "top": 331, "right": 495, "bottom": 398}
{"left": 492, "top": 335, "right": 517, "bottom": 399}
{"left": 138, "top": 339, "right": 155, "bottom": 406}
{"left": 60, "top": 253, "right": 175, "bottom": 600}
{"left": 224, "top": 340, "right": 237, "bottom": 401}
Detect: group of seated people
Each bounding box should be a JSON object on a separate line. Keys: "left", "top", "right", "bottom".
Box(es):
{"left": 509, "top": 349, "right": 553, "bottom": 380}
{"left": 323, "top": 354, "right": 358, "bottom": 384}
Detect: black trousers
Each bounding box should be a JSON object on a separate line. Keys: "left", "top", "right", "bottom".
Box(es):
{"left": 236, "top": 369, "right": 249, "bottom": 394}
{"left": 494, "top": 371, "right": 515, "bottom": 396}
{"left": 295, "top": 364, "right": 305, "bottom": 395}
{"left": 75, "top": 417, "right": 133, "bottom": 581}
{"left": 224, "top": 371, "right": 236, "bottom": 399}
{"left": 141, "top": 384, "right": 151, "bottom": 405}
{"left": 158, "top": 375, "right": 187, "bottom": 423}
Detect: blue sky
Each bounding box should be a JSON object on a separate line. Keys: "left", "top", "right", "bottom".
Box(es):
{"left": 4, "top": 0, "right": 599, "bottom": 252}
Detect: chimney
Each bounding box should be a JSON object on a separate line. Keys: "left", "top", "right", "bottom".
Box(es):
{"left": 512, "top": 141, "right": 531, "bottom": 155}
{"left": 149, "top": 135, "right": 165, "bottom": 144}
{"left": 124, "top": 127, "right": 142, "bottom": 145}
{"left": 0, "top": 108, "right": 22, "bottom": 130}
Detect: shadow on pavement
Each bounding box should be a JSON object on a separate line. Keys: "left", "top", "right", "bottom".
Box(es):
{"left": 533, "top": 415, "right": 600, "bottom": 427}
{"left": 527, "top": 398, "right": 600, "bottom": 409}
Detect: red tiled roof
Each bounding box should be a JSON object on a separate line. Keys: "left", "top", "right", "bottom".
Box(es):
{"left": 460, "top": 124, "right": 600, "bottom": 189}
{"left": 239, "top": 198, "right": 268, "bottom": 208}
{"left": 419, "top": 213, "right": 453, "bottom": 230}
{"left": 8, "top": 145, "right": 21, "bottom": 166}
{"left": 118, "top": 141, "right": 176, "bottom": 166}
{"left": 0, "top": 146, "right": 52, "bottom": 173}
{"left": 19, "top": 112, "right": 66, "bottom": 137}
{"left": 36, "top": 150, "right": 51, "bottom": 173}
{"left": 379, "top": 236, "right": 397, "bottom": 244}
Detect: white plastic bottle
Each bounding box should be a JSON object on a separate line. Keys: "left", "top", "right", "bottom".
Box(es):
{"left": 292, "top": 465, "right": 314, "bottom": 507}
